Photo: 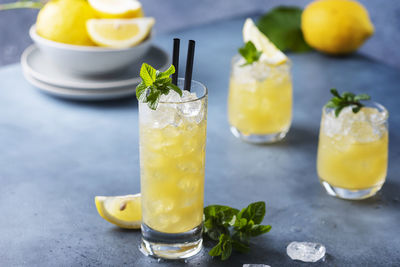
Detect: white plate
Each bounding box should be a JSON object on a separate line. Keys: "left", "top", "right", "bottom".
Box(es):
{"left": 21, "top": 44, "right": 169, "bottom": 90}
{"left": 23, "top": 71, "right": 137, "bottom": 100}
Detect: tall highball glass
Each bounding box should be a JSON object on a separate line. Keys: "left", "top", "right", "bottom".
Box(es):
{"left": 139, "top": 78, "right": 207, "bottom": 259}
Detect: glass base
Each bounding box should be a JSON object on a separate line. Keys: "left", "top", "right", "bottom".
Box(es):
{"left": 230, "top": 126, "right": 288, "bottom": 144}
{"left": 320, "top": 179, "right": 384, "bottom": 200}
{"left": 139, "top": 223, "right": 203, "bottom": 260}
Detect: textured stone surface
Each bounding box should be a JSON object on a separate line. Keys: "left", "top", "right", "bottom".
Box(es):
{"left": 0, "top": 16, "right": 399, "bottom": 266}
{"left": 1, "top": 0, "right": 400, "bottom": 68}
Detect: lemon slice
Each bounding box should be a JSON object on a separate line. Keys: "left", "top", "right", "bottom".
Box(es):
{"left": 88, "top": 0, "right": 143, "bottom": 19}
{"left": 243, "top": 18, "right": 287, "bottom": 65}
{"left": 95, "top": 194, "right": 141, "bottom": 229}
{"left": 86, "top": 17, "right": 155, "bottom": 48}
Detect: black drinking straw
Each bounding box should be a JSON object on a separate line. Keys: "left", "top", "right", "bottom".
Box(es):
{"left": 184, "top": 40, "right": 195, "bottom": 92}
{"left": 172, "top": 38, "right": 180, "bottom": 86}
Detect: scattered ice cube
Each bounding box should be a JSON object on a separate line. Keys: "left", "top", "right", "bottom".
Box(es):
{"left": 286, "top": 241, "right": 326, "bottom": 263}
{"left": 243, "top": 264, "right": 271, "bottom": 267}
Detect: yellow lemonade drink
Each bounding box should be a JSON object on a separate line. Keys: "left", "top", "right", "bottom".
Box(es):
{"left": 228, "top": 57, "right": 292, "bottom": 136}
{"left": 140, "top": 112, "right": 206, "bottom": 233}
{"left": 228, "top": 18, "right": 292, "bottom": 143}
{"left": 317, "top": 104, "right": 388, "bottom": 199}
{"left": 139, "top": 78, "right": 207, "bottom": 259}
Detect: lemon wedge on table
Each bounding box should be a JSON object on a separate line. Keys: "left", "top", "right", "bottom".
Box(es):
{"left": 86, "top": 17, "right": 155, "bottom": 48}
{"left": 95, "top": 194, "right": 141, "bottom": 229}
{"left": 243, "top": 18, "right": 287, "bottom": 65}
{"left": 88, "top": 0, "right": 144, "bottom": 19}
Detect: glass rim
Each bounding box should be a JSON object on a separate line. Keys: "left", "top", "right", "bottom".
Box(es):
{"left": 158, "top": 78, "right": 208, "bottom": 105}
{"left": 232, "top": 53, "right": 292, "bottom": 67}
{"left": 322, "top": 101, "right": 389, "bottom": 123}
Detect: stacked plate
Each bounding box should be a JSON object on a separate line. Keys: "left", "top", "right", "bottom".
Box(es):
{"left": 21, "top": 45, "right": 169, "bottom": 100}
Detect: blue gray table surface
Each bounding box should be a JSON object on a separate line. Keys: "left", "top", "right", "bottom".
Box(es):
{"left": 0, "top": 16, "right": 399, "bottom": 266}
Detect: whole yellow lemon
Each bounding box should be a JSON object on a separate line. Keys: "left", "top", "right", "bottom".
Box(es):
{"left": 301, "top": 0, "right": 374, "bottom": 54}
{"left": 36, "top": 0, "right": 97, "bottom": 46}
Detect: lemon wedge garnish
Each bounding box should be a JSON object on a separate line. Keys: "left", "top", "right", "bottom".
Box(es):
{"left": 243, "top": 18, "right": 287, "bottom": 65}
{"left": 95, "top": 194, "right": 141, "bottom": 229}
{"left": 88, "top": 0, "right": 143, "bottom": 19}
{"left": 86, "top": 17, "right": 155, "bottom": 48}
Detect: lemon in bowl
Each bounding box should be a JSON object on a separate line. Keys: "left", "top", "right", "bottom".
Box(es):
{"left": 31, "top": 0, "right": 154, "bottom": 75}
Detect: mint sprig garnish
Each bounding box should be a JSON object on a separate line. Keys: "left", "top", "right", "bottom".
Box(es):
{"left": 238, "top": 41, "right": 262, "bottom": 66}
{"left": 325, "top": 88, "right": 371, "bottom": 117}
{"left": 204, "top": 201, "right": 271, "bottom": 260}
{"left": 136, "top": 63, "right": 182, "bottom": 110}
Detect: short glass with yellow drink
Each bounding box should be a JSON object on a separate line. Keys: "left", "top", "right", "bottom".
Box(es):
{"left": 139, "top": 78, "right": 207, "bottom": 259}
{"left": 317, "top": 102, "right": 388, "bottom": 200}
{"left": 228, "top": 56, "right": 292, "bottom": 143}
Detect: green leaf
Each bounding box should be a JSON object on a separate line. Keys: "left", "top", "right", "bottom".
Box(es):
{"left": 221, "top": 238, "right": 232, "bottom": 260}
{"left": 204, "top": 205, "right": 239, "bottom": 223}
{"left": 330, "top": 88, "right": 340, "bottom": 98}
{"left": 257, "top": 6, "right": 312, "bottom": 52}
{"left": 352, "top": 106, "right": 362, "bottom": 113}
{"left": 238, "top": 201, "right": 265, "bottom": 224}
{"left": 135, "top": 82, "right": 148, "bottom": 101}
{"left": 334, "top": 106, "right": 344, "bottom": 117}
{"left": 354, "top": 94, "right": 371, "bottom": 101}
{"left": 162, "top": 65, "right": 176, "bottom": 78}
{"left": 209, "top": 241, "right": 223, "bottom": 257}
{"left": 146, "top": 89, "right": 161, "bottom": 110}
{"left": 238, "top": 41, "right": 262, "bottom": 66}
{"left": 140, "top": 63, "right": 157, "bottom": 86}
{"left": 249, "top": 224, "right": 272, "bottom": 237}
{"left": 231, "top": 239, "right": 250, "bottom": 253}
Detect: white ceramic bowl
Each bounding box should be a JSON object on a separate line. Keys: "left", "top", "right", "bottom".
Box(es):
{"left": 29, "top": 24, "right": 152, "bottom": 75}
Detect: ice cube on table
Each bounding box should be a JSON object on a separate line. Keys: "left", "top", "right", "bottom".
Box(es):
{"left": 286, "top": 241, "right": 326, "bottom": 263}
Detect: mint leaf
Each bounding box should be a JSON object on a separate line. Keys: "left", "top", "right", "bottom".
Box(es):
{"left": 209, "top": 234, "right": 232, "bottom": 260}
{"left": 238, "top": 41, "right": 262, "bottom": 66}
{"left": 249, "top": 224, "right": 271, "bottom": 237}
{"left": 209, "top": 238, "right": 223, "bottom": 257}
{"left": 325, "top": 88, "right": 371, "bottom": 117}
{"left": 136, "top": 63, "right": 182, "bottom": 110}
{"left": 257, "top": 6, "right": 312, "bottom": 52}
{"left": 140, "top": 63, "right": 156, "bottom": 86}
{"left": 160, "top": 65, "right": 175, "bottom": 78}
{"left": 221, "top": 237, "right": 232, "bottom": 260}
{"left": 135, "top": 82, "right": 148, "bottom": 101}
{"left": 238, "top": 201, "right": 265, "bottom": 224}
{"left": 231, "top": 239, "right": 250, "bottom": 253}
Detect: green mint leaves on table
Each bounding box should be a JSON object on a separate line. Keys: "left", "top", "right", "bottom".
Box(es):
{"left": 325, "top": 88, "right": 371, "bottom": 117}
{"left": 238, "top": 41, "right": 262, "bottom": 66}
{"left": 204, "top": 201, "right": 271, "bottom": 260}
{"left": 136, "top": 63, "right": 182, "bottom": 110}
{"left": 257, "top": 6, "right": 312, "bottom": 52}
